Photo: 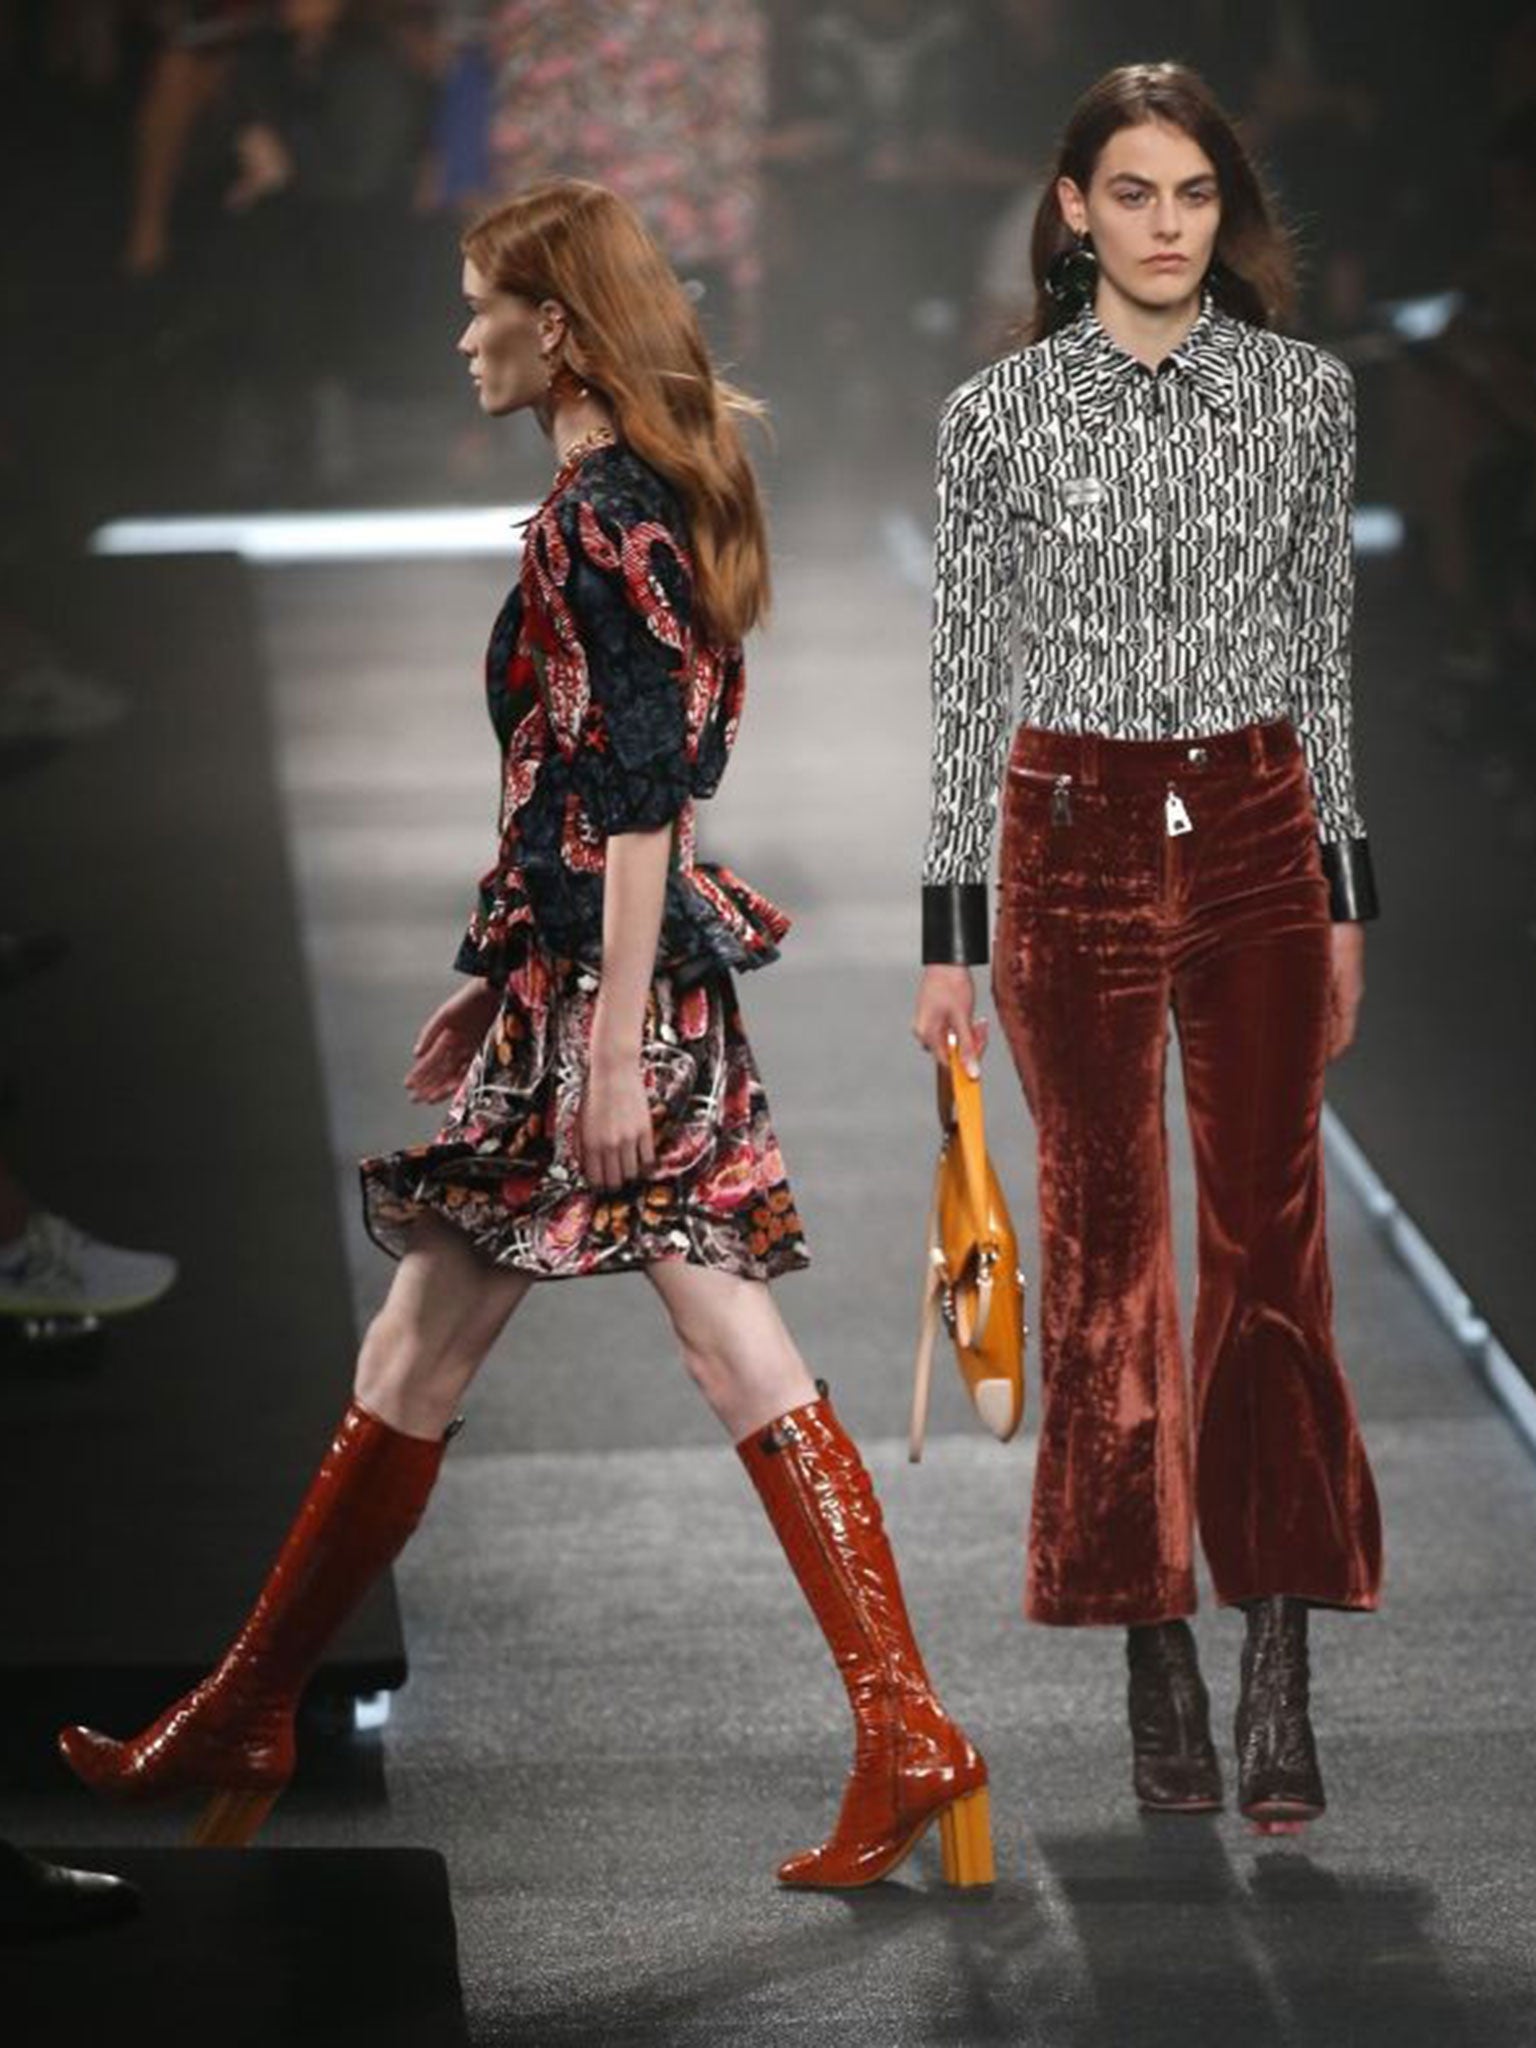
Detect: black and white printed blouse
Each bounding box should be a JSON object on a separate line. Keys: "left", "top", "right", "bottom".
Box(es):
{"left": 921, "top": 289, "right": 1379, "bottom": 962}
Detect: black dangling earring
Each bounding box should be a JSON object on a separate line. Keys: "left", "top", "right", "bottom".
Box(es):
{"left": 1044, "top": 230, "right": 1098, "bottom": 312}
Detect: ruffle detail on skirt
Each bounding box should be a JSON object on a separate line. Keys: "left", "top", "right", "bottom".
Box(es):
{"left": 677, "top": 860, "right": 791, "bottom": 972}
{"left": 454, "top": 860, "right": 788, "bottom": 989}
{"left": 453, "top": 874, "right": 539, "bottom": 986}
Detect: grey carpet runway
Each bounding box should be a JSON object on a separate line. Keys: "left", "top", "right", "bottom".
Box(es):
{"left": 10, "top": 505, "right": 1535, "bottom": 2045}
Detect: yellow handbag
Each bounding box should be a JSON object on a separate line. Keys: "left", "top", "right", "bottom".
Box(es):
{"left": 910, "top": 1038, "right": 1026, "bottom": 1461}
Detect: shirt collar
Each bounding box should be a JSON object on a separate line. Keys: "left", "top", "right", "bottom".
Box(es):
{"left": 1056, "top": 287, "right": 1240, "bottom": 418}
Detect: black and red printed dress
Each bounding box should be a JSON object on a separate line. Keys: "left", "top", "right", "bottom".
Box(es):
{"left": 359, "top": 438, "right": 809, "bottom": 1281}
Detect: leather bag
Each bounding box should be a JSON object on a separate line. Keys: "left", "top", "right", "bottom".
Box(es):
{"left": 910, "top": 1040, "right": 1026, "bottom": 1461}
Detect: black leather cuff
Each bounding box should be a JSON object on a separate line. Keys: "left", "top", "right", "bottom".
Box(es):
{"left": 922, "top": 883, "right": 989, "bottom": 965}
{"left": 1319, "top": 837, "right": 1379, "bottom": 922}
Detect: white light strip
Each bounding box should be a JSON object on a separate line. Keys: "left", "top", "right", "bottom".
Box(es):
{"left": 89, "top": 506, "right": 535, "bottom": 564}
{"left": 1322, "top": 1105, "right": 1536, "bottom": 1460}
{"left": 1485, "top": 1339, "right": 1536, "bottom": 1458}
{"left": 95, "top": 500, "right": 1408, "bottom": 570}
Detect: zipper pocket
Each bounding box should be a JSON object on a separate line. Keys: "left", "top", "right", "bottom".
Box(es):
{"left": 1009, "top": 763, "right": 1075, "bottom": 823}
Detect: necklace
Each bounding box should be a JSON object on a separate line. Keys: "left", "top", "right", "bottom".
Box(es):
{"left": 554, "top": 423, "right": 617, "bottom": 478}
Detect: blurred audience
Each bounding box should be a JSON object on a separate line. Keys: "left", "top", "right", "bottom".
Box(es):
{"left": 209, "top": 0, "right": 428, "bottom": 494}
{"left": 418, "top": 0, "right": 495, "bottom": 220}
{"left": 1389, "top": 85, "right": 1536, "bottom": 844}
{"left": 485, "top": 0, "right": 767, "bottom": 364}
{"left": 0, "top": 1163, "right": 178, "bottom": 1327}
{"left": 122, "top": 2, "right": 265, "bottom": 281}
{"left": 0, "top": 0, "right": 1531, "bottom": 845}
{"left": 763, "top": 0, "right": 974, "bottom": 468}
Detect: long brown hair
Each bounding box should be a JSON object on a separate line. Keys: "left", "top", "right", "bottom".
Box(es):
{"left": 1026, "top": 62, "right": 1296, "bottom": 343}
{"left": 462, "top": 179, "right": 770, "bottom": 644}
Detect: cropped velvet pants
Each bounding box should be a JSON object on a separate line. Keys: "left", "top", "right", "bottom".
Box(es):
{"left": 992, "top": 719, "right": 1383, "bottom": 1627}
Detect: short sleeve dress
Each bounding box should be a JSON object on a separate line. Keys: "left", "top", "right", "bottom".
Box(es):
{"left": 359, "top": 438, "right": 810, "bottom": 1282}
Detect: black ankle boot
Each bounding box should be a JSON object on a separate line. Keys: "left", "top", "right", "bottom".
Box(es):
{"left": 1235, "top": 1596, "right": 1325, "bottom": 1832}
{"left": 1126, "top": 1620, "right": 1223, "bottom": 1812}
{"left": 0, "top": 1841, "right": 140, "bottom": 1940}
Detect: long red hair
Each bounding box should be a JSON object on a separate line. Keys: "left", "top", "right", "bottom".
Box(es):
{"left": 463, "top": 179, "right": 771, "bottom": 644}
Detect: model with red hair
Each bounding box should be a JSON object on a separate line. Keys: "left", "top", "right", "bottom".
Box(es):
{"left": 59, "top": 179, "right": 992, "bottom": 1894}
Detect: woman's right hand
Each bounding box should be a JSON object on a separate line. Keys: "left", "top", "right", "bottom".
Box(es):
{"left": 912, "top": 965, "right": 989, "bottom": 1076}
{"left": 404, "top": 979, "right": 501, "bottom": 1104}
{"left": 226, "top": 123, "right": 293, "bottom": 212}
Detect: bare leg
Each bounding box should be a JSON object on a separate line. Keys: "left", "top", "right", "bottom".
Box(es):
{"left": 644, "top": 1258, "right": 816, "bottom": 1438}
{"left": 354, "top": 1211, "right": 536, "bottom": 1437}
{"left": 646, "top": 1256, "right": 993, "bottom": 1889}
{"left": 123, "top": 47, "right": 231, "bottom": 276}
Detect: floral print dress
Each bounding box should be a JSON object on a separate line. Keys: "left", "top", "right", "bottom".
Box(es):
{"left": 359, "top": 440, "right": 809, "bottom": 1282}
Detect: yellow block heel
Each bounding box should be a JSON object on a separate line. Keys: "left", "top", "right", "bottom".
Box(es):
{"left": 188, "top": 1788, "right": 281, "bottom": 1849}
{"left": 937, "top": 1784, "right": 995, "bottom": 1887}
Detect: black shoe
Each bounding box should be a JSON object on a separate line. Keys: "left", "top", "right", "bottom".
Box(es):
{"left": 0, "top": 1841, "right": 141, "bottom": 1940}
{"left": 1235, "top": 1596, "right": 1325, "bottom": 1834}
{"left": 1126, "top": 1620, "right": 1223, "bottom": 1812}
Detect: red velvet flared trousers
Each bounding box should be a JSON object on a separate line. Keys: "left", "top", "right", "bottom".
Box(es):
{"left": 992, "top": 719, "right": 1383, "bottom": 1626}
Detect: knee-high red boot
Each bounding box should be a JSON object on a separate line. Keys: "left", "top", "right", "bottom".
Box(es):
{"left": 57, "top": 1400, "right": 449, "bottom": 1847}
{"left": 737, "top": 1385, "right": 993, "bottom": 1888}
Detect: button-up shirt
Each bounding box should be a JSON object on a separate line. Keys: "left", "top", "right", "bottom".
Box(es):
{"left": 923, "top": 292, "right": 1365, "bottom": 892}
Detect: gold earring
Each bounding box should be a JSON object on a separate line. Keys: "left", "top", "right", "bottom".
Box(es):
{"left": 545, "top": 354, "right": 590, "bottom": 404}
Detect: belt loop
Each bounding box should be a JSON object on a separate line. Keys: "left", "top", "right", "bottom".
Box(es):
{"left": 1246, "top": 724, "right": 1266, "bottom": 773}
{"left": 1081, "top": 732, "right": 1100, "bottom": 787}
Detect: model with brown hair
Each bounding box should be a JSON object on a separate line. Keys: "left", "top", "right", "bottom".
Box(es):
{"left": 915, "top": 64, "right": 1383, "bottom": 1833}
{"left": 59, "top": 178, "right": 991, "bottom": 1892}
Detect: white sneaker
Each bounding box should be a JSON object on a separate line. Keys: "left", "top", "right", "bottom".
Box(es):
{"left": 0, "top": 1211, "right": 178, "bottom": 1319}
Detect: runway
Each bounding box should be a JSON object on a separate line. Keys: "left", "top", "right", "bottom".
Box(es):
{"left": 2, "top": 495, "right": 1532, "bottom": 2043}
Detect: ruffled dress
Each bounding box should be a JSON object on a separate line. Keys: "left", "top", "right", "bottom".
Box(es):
{"left": 358, "top": 440, "right": 809, "bottom": 1281}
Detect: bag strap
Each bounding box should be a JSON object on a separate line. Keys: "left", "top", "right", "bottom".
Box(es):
{"left": 909, "top": 1170, "right": 943, "bottom": 1463}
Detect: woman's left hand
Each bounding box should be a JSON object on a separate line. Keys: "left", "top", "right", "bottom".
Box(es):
{"left": 1326, "top": 923, "right": 1365, "bottom": 1059}
{"left": 579, "top": 1050, "right": 656, "bottom": 1189}
{"left": 404, "top": 978, "right": 501, "bottom": 1103}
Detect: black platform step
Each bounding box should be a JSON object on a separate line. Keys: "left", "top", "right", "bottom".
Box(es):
{"left": 0, "top": 555, "right": 403, "bottom": 1752}
{"left": 4, "top": 1846, "right": 470, "bottom": 2045}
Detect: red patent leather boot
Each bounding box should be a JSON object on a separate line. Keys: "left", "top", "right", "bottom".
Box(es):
{"left": 57, "top": 1400, "right": 448, "bottom": 1846}
{"left": 737, "top": 1385, "right": 993, "bottom": 1889}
